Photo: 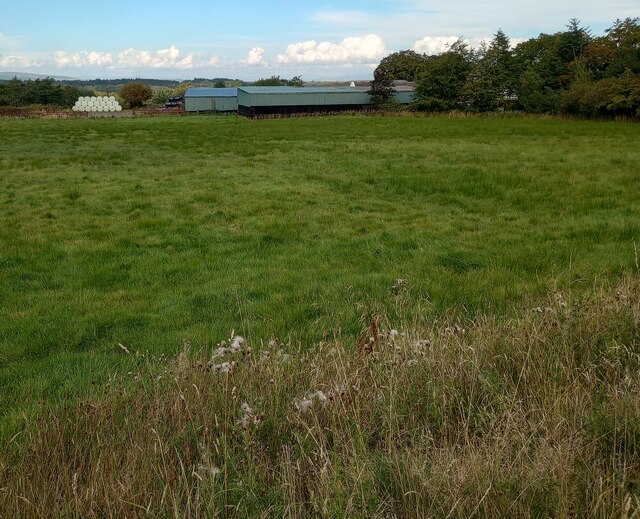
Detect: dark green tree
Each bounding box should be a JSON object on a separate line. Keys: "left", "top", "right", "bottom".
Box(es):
{"left": 414, "top": 39, "right": 473, "bottom": 111}
{"left": 464, "top": 30, "right": 518, "bottom": 111}
{"left": 0, "top": 77, "right": 88, "bottom": 108}
{"left": 603, "top": 17, "right": 640, "bottom": 76}
{"left": 253, "top": 75, "right": 304, "bottom": 87}
{"left": 375, "top": 50, "right": 429, "bottom": 81}
{"left": 368, "top": 67, "right": 395, "bottom": 107}
{"left": 254, "top": 76, "right": 285, "bottom": 86}
{"left": 286, "top": 76, "right": 304, "bottom": 87}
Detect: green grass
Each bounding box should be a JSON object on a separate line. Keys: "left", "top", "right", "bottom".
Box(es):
{"left": 2, "top": 281, "right": 639, "bottom": 517}
{"left": 1, "top": 114, "right": 639, "bottom": 432}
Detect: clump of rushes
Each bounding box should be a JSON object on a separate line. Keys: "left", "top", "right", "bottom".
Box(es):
{"left": 1, "top": 279, "right": 639, "bottom": 518}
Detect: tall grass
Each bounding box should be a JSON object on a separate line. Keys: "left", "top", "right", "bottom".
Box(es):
{"left": 1, "top": 279, "right": 638, "bottom": 518}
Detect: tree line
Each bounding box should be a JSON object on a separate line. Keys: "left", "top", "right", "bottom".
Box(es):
{"left": 371, "top": 17, "right": 640, "bottom": 118}
{"left": 0, "top": 78, "right": 94, "bottom": 108}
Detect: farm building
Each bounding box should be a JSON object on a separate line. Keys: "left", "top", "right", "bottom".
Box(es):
{"left": 184, "top": 86, "right": 415, "bottom": 115}
{"left": 184, "top": 87, "right": 238, "bottom": 113}
{"left": 237, "top": 86, "right": 373, "bottom": 116}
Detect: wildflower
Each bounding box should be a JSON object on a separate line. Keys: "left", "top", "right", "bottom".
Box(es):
{"left": 268, "top": 339, "right": 278, "bottom": 348}
{"left": 275, "top": 349, "right": 290, "bottom": 364}
{"left": 406, "top": 359, "right": 418, "bottom": 366}
{"left": 211, "top": 361, "right": 235, "bottom": 374}
{"left": 334, "top": 384, "right": 347, "bottom": 396}
{"left": 259, "top": 350, "right": 271, "bottom": 363}
{"left": 210, "top": 347, "right": 227, "bottom": 359}
{"left": 389, "top": 329, "right": 399, "bottom": 340}
{"left": 230, "top": 335, "right": 245, "bottom": 353}
{"left": 197, "top": 442, "right": 221, "bottom": 479}
{"left": 393, "top": 278, "right": 407, "bottom": 289}
{"left": 294, "top": 398, "right": 313, "bottom": 413}
{"left": 310, "top": 390, "right": 327, "bottom": 403}
{"left": 413, "top": 339, "right": 432, "bottom": 349}
{"left": 294, "top": 390, "right": 329, "bottom": 412}
{"left": 532, "top": 307, "right": 543, "bottom": 314}
{"left": 237, "top": 402, "right": 255, "bottom": 427}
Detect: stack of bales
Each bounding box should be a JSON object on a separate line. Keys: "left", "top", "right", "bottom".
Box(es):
{"left": 72, "top": 96, "right": 123, "bottom": 112}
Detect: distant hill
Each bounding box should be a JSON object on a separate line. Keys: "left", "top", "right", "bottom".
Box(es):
{"left": 58, "top": 77, "right": 238, "bottom": 88}
{"left": 59, "top": 78, "right": 181, "bottom": 88}
{"left": 0, "top": 71, "right": 78, "bottom": 81}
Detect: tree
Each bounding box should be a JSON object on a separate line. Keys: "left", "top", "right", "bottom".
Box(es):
{"left": 213, "top": 80, "right": 226, "bottom": 88}
{"left": 463, "top": 30, "right": 518, "bottom": 111}
{"left": 253, "top": 75, "right": 304, "bottom": 87}
{"left": 603, "top": 17, "right": 640, "bottom": 76}
{"left": 517, "top": 69, "right": 560, "bottom": 113}
{"left": 414, "top": 39, "right": 473, "bottom": 111}
{"left": 175, "top": 82, "right": 195, "bottom": 97}
{"left": 368, "top": 67, "right": 395, "bottom": 107}
{"left": 148, "top": 87, "right": 174, "bottom": 106}
{"left": 560, "top": 19, "right": 592, "bottom": 62}
{"left": 118, "top": 82, "right": 153, "bottom": 108}
{"left": 0, "top": 77, "right": 89, "bottom": 108}
{"left": 376, "top": 50, "right": 429, "bottom": 81}
{"left": 286, "top": 75, "right": 304, "bottom": 87}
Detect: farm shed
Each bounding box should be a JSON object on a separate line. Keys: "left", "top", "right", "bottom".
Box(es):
{"left": 184, "top": 87, "right": 238, "bottom": 113}
{"left": 237, "top": 86, "right": 374, "bottom": 116}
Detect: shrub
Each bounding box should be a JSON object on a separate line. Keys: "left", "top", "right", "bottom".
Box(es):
{"left": 118, "top": 82, "right": 153, "bottom": 108}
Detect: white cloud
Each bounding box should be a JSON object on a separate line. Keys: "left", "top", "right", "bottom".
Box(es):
{"left": 53, "top": 46, "right": 198, "bottom": 70}
{"left": 0, "top": 54, "right": 35, "bottom": 68}
{"left": 54, "top": 50, "right": 113, "bottom": 68}
{"left": 277, "top": 34, "right": 387, "bottom": 64}
{"left": 117, "top": 45, "right": 196, "bottom": 69}
{"left": 247, "top": 47, "right": 267, "bottom": 66}
{"left": 412, "top": 36, "right": 461, "bottom": 55}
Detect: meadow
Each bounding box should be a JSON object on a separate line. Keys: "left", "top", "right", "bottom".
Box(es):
{"left": 0, "top": 114, "right": 639, "bottom": 516}
{"left": 1, "top": 114, "right": 639, "bottom": 427}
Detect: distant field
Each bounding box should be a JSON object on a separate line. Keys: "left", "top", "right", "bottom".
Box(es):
{"left": 1, "top": 114, "right": 639, "bottom": 430}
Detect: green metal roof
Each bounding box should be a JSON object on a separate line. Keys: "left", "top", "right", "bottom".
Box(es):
{"left": 238, "top": 86, "right": 371, "bottom": 95}
{"left": 184, "top": 87, "right": 237, "bottom": 98}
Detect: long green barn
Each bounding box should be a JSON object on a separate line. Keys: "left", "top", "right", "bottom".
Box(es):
{"left": 183, "top": 86, "right": 414, "bottom": 116}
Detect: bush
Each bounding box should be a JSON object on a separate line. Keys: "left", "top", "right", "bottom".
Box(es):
{"left": 146, "top": 87, "right": 174, "bottom": 106}
{"left": 560, "top": 72, "right": 640, "bottom": 118}
{"left": 118, "top": 82, "right": 153, "bottom": 108}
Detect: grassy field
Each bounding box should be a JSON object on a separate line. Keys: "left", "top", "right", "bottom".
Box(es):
{"left": 1, "top": 280, "right": 639, "bottom": 517}
{"left": 0, "top": 114, "right": 639, "bottom": 433}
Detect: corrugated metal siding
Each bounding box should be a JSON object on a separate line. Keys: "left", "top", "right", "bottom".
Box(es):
{"left": 394, "top": 91, "right": 414, "bottom": 104}
{"left": 185, "top": 96, "right": 238, "bottom": 112}
{"left": 185, "top": 97, "right": 213, "bottom": 112}
{"left": 215, "top": 97, "right": 238, "bottom": 112}
{"left": 237, "top": 88, "right": 371, "bottom": 108}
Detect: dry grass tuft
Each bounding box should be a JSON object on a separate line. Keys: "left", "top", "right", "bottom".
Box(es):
{"left": 1, "top": 280, "right": 639, "bottom": 518}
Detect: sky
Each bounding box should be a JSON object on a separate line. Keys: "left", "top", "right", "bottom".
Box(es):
{"left": 0, "top": 0, "right": 637, "bottom": 80}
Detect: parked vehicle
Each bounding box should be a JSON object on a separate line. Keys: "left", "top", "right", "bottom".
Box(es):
{"left": 164, "top": 95, "right": 184, "bottom": 109}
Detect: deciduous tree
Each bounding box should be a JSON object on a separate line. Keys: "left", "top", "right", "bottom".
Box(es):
{"left": 118, "top": 82, "right": 153, "bottom": 108}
